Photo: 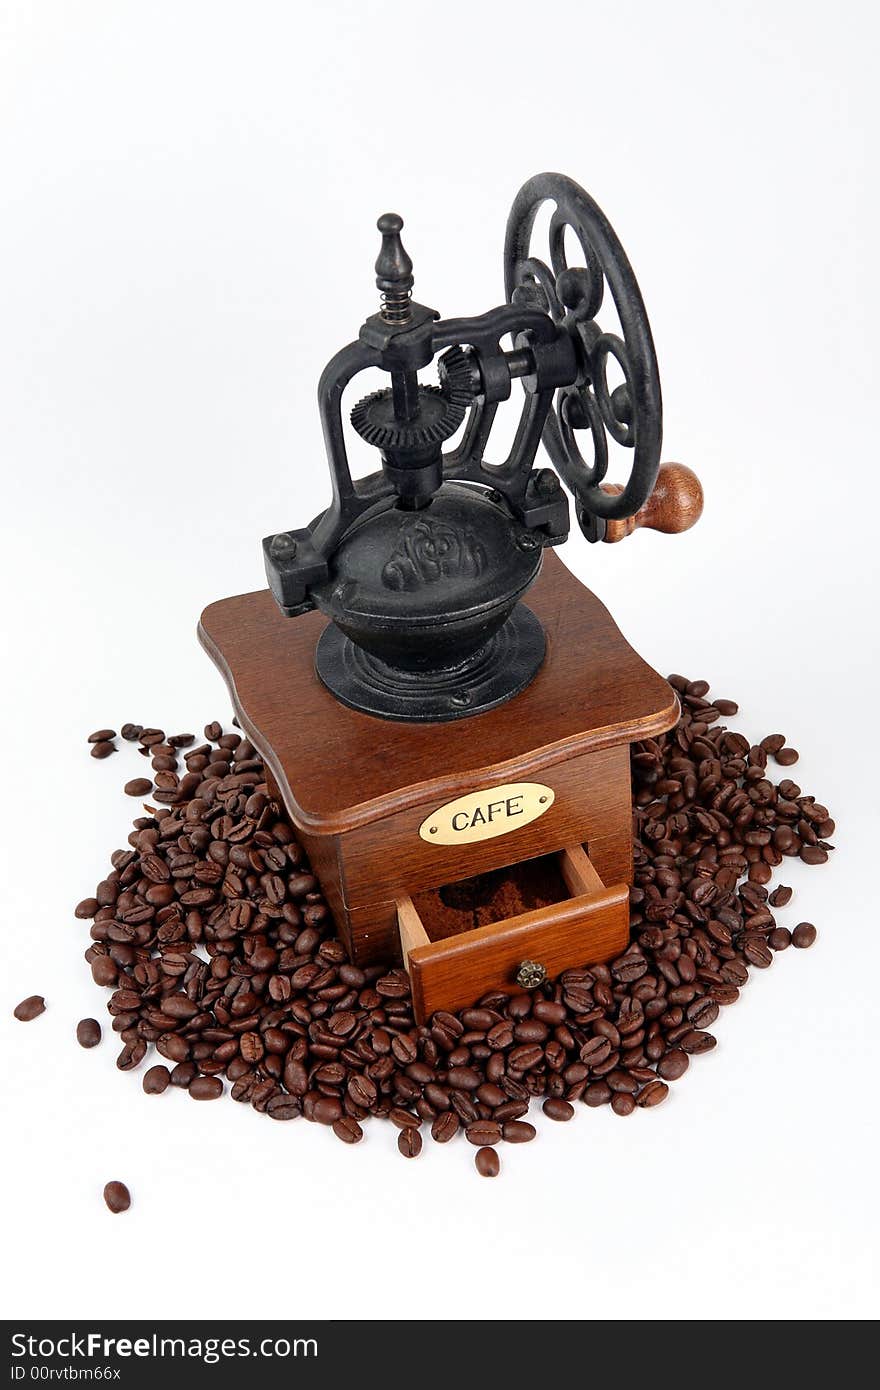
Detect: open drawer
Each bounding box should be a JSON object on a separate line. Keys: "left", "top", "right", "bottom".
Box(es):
{"left": 397, "top": 844, "right": 629, "bottom": 1022}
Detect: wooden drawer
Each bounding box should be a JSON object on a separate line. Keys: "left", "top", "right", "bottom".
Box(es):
{"left": 397, "top": 844, "right": 628, "bottom": 1022}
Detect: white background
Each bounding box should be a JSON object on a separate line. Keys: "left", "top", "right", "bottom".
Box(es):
{"left": 1, "top": 0, "right": 878, "bottom": 1323}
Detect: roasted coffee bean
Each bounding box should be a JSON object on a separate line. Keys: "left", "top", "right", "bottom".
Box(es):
{"left": 769, "top": 885, "right": 792, "bottom": 907}
{"left": 189, "top": 1075, "right": 223, "bottom": 1100}
{"left": 431, "top": 1111, "right": 459, "bottom": 1143}
{"left": 657, "top": 1049, "right": 689, "bottom": 1081}
{"left": 14, "top": 995, "right": 46, "bottom": 1022}
{"left": 465, "top": 1120, "right": 501, "bottom": 1146}
{"left": 636, "top": 1080, "right": 669, "bottom": 1107}
{"left": 121, "top": 723, "right": 143, "bottom": 741}
{"left": 143, "top": 1064, "right": 171, "bottom": 1094}
{"left": 312, "top": 1096, "right": 342, "bottom": 1125}
{"left": 502, "top": 1120, "right": 536, "bottom": 1143}
{"left": 333, "top": 1116, "right": 363, "bottom": 1144}
{"left": 542, "top": 1098, "right": 574, "bottom": 1122}
{"left": 124, "top": 776, "right": 153, "bottom": 799}
{"left": 103, "top": 1181, "right": 131, "bottom": 1213}
{"left": 78, "top": 677, "right": 831, "bottom": 1175}
{"left": 775, "top": 746, "right": 799, "bottom": 766}
{"left": 90, "top": 740, "right": 117, "bottom": 759}
{"left": 76, "top": 1018, "right": 102, "bottom": 1048}
{"left": 475, "top": 1146, "right": 500, "bottom": 1177}
{"left": 792, "top": 922, "right": 817, "bottom": 949}
{"left": 611, "top": 1092, "right": 636, "bottom": 1117}
{"left": 398, "top": 1127, "right": 422, "bottom": 1158}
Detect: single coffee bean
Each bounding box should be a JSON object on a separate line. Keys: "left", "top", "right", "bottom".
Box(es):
{"left": 88, "top": 728, "right": 116, "bottom": 744}
{"left": 103, "top": 1181, "right": 131, "bottom": 1213}
{"left": 398, "top": 1127, "right": 422, "bottom": 1158}
{"left": 75, "top": 897, "right": 99, "bottom": 919}
{"left": 611, "top": 1092, "right": 636, "bottom": 1117}
{"left": 189, "top": 1075, "right": 223, "bottom": 1100}
{"left": 502, "top": 1120, "right": 536, "bottom": 1143}
{"left": 792, "top": 922, "right": 817, "bottom": 949}
{"left": 768, "top": 885, "right": 792, "bottom": 907}
{"left": 465, "top": 1120, "right": 501, "bottom": 1146}
{"left": 312, "top": 1096, "right": 342, "bottom": 1125}
{"left": 120, "top": 723, "right": 143, "bottom": 741}
{"left": 76, "top": 1018, "right": 102, "bottom": 1048}
{"left": 124, "top": 778, "right": 153, "bottom": 797}
{"left": 91, "top": 956, "right": 118, "bottom": 987}
{"left": 431, "top": 1111, "right": 459, "bottom": 1143}
{"left": 475, "top": 1146, "right": 500, "bottom": 1177}
{"left": 143, "top": 1064, "right": 171, "bottom": 1094}
{"left": 542, "top": 1097, "right": 574, "bottom": 1122}
{"left": 800, "top": 845, "right": 828, "bottom": 865}
{"left": 636, "top": 1080, "right": 669, "bottom": 1107}
{"left": 333, "top": 1116, "right": 363, "bottom": 1144}
{"left": 769, "top": 927, "right": 792, "bottom": 950}
{"left": 680, "top": 1030, "right": 717, "bottom": 1055}
{"left": 713, "top": 699, "right": 738, "bottom": 715}
{"left": 90, "top": 741, "right": 117, "bottom": 759}
{"left": 775, "top": 746, "right": 799, "bottom": 765}
{"left": 584, "top": 1081, "right": 612, "bottom": 1106}
{"left": 14, "top": 995, "right": 46, "bottom": 1022}
{"left": 657, "top": 1049, "right": 689, "bottom": 1080}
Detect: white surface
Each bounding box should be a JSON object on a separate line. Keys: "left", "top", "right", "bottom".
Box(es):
{"left": 1, "top": 0, "right": 878, "bottom": 1323}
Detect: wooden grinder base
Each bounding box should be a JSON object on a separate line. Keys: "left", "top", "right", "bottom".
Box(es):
{"left": 199, "top": 551, "right": 678, "bottom": 1022}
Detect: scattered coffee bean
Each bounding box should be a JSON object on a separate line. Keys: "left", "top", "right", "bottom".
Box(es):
{"left": 124, "top": 778, "right": 153, "bottom": 797}
{"left": 502, "top": 1121, "right": 536, "bottom": 1143}
{"left": 143, "top": 1064, "right": 170, "bottom": 1094}
{"left": 542, "top": 1098, "right": 574, "bottom": 1122}
{"left": 475, "top": 1147, "right": 500, "bottom": 1177}
{"left": 75, "top": 678, "right": 831, "bottom": 1178}
{"left": 792, "top": 922, "right": 817, "bottom": 949}
{"left": 120, "top": 723, "right": 143, "bottom": 741}
{"left": 90, "top": 741, "right": 116, "bottom": 759}
{"left": 14, "top": 995, "right": 45, "bottom": 1022}
{"left": 398, "top": 1127, "right": 422, "bottom": 1158}
{"left": 103, "top": 1181, "right": 131, "bottom": 1214}
{"left": 76, "top": 1018, "right": 102, "bottom": 1048}
{"left": 189, "top": 1075, "right": 223, "bottom": 1100}
{"left": 775, "top": 747, "right": 799, "bottom": 766}
{"left": 88, "top": 729, "right": 117, "bottom": 744}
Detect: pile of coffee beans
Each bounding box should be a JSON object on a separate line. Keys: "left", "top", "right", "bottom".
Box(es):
{"left": 73, "top": 677, "right": 832, "bottom": 1177}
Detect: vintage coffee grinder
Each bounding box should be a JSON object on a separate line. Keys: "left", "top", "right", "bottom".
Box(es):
{"left": 200, "top": 172, "right": 703, "bottom": 1022}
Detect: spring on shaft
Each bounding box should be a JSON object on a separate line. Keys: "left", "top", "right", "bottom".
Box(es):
{"left": 380, "top": 284, "right": 412, "bottom": 324}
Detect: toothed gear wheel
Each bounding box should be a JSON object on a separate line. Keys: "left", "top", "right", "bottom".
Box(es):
{"left": 437, "top": 345, "right": 483, "bottom": 405}
{"left": 350, "top": 386, "right": 465, "bottom": 453}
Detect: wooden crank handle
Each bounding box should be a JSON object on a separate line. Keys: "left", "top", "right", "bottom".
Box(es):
{"left": 601, "top": 463, "right": 704, "bottom": 543}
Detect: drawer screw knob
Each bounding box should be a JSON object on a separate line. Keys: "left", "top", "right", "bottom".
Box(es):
{"left": 516, "top": 959, "right": 547, "bottom": 989}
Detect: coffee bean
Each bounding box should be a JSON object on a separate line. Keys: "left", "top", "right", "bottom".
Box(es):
{"left": 768, "top": 885, "right": 792, "bottom": 907}
{"left": 124, "top": 778, "right": 153, "bottom": 797}
{"left": 713, "top": 699, "right": 738, "bottom": 715}
{"left": 189, "top": 1075, "right": 223, "bottom": 1100}
{"left": 792, "top": 922, "right": 817, "bottom": 949}
{"left": 475, "top": 1147, "right": 500, "bottom": 1177}
{"left": 465, "top": 1120, "right": 501, "bottom": 1146}
{"left": 542, "top": 1098, "right": 574, "bottom": 1122}
{"left": 88, "top": 729, "right": 117, "bottom": 743}
{"left": 333, "top": 1116, "right": 363, "bottom": 1144}
{"left": 78, "top": 677, "right": 831, "bottom": 1176}
{"left": 14, "top": 995, "right": 46, "bottom": 1021}
{"left": 143, "top": 1064, "right": 171, "bottom": 1094}
{"left": 431, "top": 1111, "right": 459, "bottom": 1143}
{"left": 398, "top": 1127, "right": 422, "bottom": 1158}
{"left": 90, "top": 741, "right": 116, "bottom": 759}
{"left": 502, "top": 1120, "right": 536, "bottom": 1143}
{"left": 657, "top": 1049, "right": 689, "bottom": 1081}
{"left": 312, "top": 1097, "right": 342, "bottom": 1125}
{"left": 800, "top": 845, "right": 828, "bottom": 865}
{"left": 636, "top": 1080, "right": 669, "bottom": 1107}
{"left": 103, "top": 1181, "right": 131, "bottom": 1213}
{"left": 76, "top": 1018, "right": 101, "bottom": 1048}
{"left": 121, "top": 724, "right": 143, "bottom": 741}
{"left": 775, "top": 746, "right": 799, "bottom": 765}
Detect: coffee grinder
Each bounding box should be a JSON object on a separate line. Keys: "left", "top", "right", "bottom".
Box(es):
{"left": 199, "top": 172, "right": 703, "bottom": 1022}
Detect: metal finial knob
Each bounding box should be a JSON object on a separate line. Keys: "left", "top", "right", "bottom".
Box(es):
{"left": 375, "top": 212, "right": 413, "bottom": 324}
{"left": 516, "top": 959, "right": 547, "bottom": 989}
